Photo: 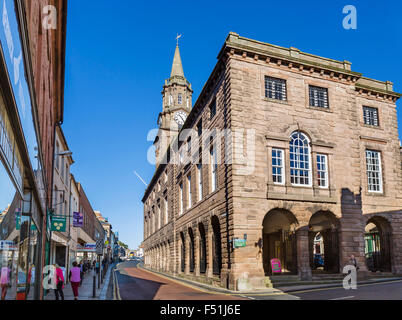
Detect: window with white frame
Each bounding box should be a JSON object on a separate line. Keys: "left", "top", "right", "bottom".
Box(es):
{"left": 197, "top": 164, "right": 203, "bottom": 201}
{"left": 272, "top": 148, "right": 285, "bottom": 184}
{"left": 178, "top": 93, "right": 182, "bottom": 105}
{"left": 289, "top": 132, "right": 311, "bottom": 186}
{"left": 210, "top": 146, "right": 217, "bottom": 192}
{"left": 363, "top": 106, "right": 379, "bottom": 126}
{"left": 187, "top": 174, "right": 192, "bottom": 209}
{"left": 309, "top": 85, "right": 329, "bottom": 108}
{"left": 365, "top": 150, "right": 383, "bottom": 192}
{"left": 179, "top": 183, "right": 183, "bottom": 215}
{"left": 265, "top": 76, "right": 287, "bottom": 101}
{"left": 316, "top": 154, "right": 328, "bottom": 188}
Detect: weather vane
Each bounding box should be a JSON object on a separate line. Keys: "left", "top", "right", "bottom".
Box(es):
{"left": 176, "top": 33, "right": 182, "bottom": 46}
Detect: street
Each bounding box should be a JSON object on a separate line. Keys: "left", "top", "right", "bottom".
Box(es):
{"left": 112, "top": 261, "right": 402, "bottom": 300}
{"left": 111, "top": 260, "right": 244, "bottom": 300}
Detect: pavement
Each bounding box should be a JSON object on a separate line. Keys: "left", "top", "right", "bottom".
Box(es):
{"left": 112, "top": 260, "right": 402, "bottom": 300}
{"left": 44, "top": 265, "right": 114, "bottom": 301}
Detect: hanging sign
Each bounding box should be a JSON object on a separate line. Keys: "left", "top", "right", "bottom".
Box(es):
{"left": 51, "top": 216, "right": 66, "bottom": 232}
{"left": 271, "top": 258, "right": 282, "bottom": 273}
{"left": 73, "top": 212, "right": 83, "bottom": 227}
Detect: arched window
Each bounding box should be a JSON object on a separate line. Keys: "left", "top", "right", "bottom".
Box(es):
{"left": 289, "top": 132, "right": 311, "bottom": 186}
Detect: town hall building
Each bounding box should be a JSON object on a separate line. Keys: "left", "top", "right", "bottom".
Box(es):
{"left": 142, "top": 33, "right": 402, "bottom": 290}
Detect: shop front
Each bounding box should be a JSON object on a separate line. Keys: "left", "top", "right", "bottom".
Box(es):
{"left": 0, "top": 0, "right": 47, "bottom": 300}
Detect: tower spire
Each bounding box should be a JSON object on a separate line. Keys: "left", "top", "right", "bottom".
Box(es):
{"left": 170, "top": 39, "right": 185, "bottom": 78}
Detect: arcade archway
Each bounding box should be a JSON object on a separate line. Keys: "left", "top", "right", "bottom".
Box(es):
{"left": 365, "top": 216, "right": 392, "bottom": 272}
{"left": 262, "top": 209, "right": 298, "bottom": 275}
{"left": 308, "top": 211, "right": 340, "bottom": 273}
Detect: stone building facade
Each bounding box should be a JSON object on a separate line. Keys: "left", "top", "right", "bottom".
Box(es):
{"left": 142, "top": 33, "right": 402, "bottom": 290}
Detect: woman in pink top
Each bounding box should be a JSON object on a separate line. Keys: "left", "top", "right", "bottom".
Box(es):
{"left": 1, "top": 264, "right": 11, "bottom": 300}
{"left": 53, "top": 264, "right": 64, "bottom": 300}
{"left": 69, "top": 261, "right": 81, "bottom": 300}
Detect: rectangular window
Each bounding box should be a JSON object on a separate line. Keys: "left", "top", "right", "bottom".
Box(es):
{"left": 187, "top": 175, "right": 192, "bottom": 209}
{"left": 178, "top": 93, "right": 182, "bottom": 105}
{"left": 210, "top": 99, "right": 216, "bottom": 119}
{"left": 272, "top": 149, "right": 284, "bottom": 184}
{"left": 316, "top": 154, "right": 328, "bottom": 188}
{"left": 197, "top": 120, "right": 202, "bottom": 136}
{"left": 210, "top": 146, "right": 217, "bottom": 192}
{"left": 363, "top": 106, "right": 379, "bottom": 126}
{"left": 179, "top": 183, "right": 183, "bottom": 215}
{"left": 366, "top": 150, "right": 383, "bottom": 192}
{"left": 187, "top": 137, "right": 191, "bottom": 155}
{"left": 197, "top": 164, "right": 203, "bottom": 201}
{"left": 309, "top": 85, "right": 329, "bottom": 108}
{"left": 265, "top": 76, "right": 287, "bottom": 101}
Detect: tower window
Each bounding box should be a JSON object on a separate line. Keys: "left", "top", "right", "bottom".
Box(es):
{"left": 210, "top": 99, "right": 216, "bottom": 119}
{"left": 178, "top": 93, "right": 182, "bottom": 105}
{"left": 169, "top": 95, "right": 173, "bottom": 106}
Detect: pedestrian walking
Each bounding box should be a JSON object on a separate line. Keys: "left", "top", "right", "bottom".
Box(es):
{"left": 349, "top": 254, "right": 360, "bottom": 270}
{"left": 0, "top": 263, "right": 11, "bottom": 300}
{"left": 69, "top": 261, "right": 81, "bottom": 300}
{"left": 53, "top": 264, "right": 65, "bottom": 301}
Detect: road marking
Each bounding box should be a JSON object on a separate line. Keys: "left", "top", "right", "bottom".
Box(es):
{"left": 113, "top": 269, "right": 122, "bottom": 300}
{"left": 330, "top": 296, "right": 355, "bottom": 300}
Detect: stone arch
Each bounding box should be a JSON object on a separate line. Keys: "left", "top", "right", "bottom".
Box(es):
{"left": 365, "top": 215, "right": 392, "bottom": 272}
{"left": 308, "top": 210, "right": 340, "bottom": 273}
{"left": 180, "top": 231, "right": 186, "bottom": 273}
{"left": 188, "top": 228, "right": 195, "bottom": 273}
{"left": 262, "top": 208, "right": 298, "bottom": 275}
{"left": 211, "top": 215, "right": 222, "bottom": 276}
{"left": 198, "top": 222, "right": 207, "bottom": 274}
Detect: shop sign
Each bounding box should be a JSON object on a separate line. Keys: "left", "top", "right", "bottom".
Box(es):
{"left": 233, "top": 238, "right": 246, "bottom": 248}
{"left": 270, "top": 258, "right": 282, "bottom": 273}
{"left": 77, "top": 243, "right": 96, "bottom": 252}
{"left": 0, "top": 240, "right": 17, "bottom": 251}
{"left": 73, "top": 211, "right": 83, "bottom": 227}
{"left": 15, "top": 208, "right": 21, "bottom": 230}
{"left": 51, "top": 216, "right": 66, "bottom": 232}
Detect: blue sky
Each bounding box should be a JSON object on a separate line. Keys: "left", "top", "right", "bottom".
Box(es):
{"left": 62, "top": 0, "right": 401, "bottom": 249}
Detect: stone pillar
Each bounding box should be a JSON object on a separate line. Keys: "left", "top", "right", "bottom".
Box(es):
{"left": 195, "top": 231, "right": 200, "bottom": 277}
{"left": 296, "top": 226, "right": 312, "bottom": 280}
{"left": 207, "top": 223, "right": 213, "bottom": 278}
{"left": 340, "top": 189, "right": 368, "bottom": 278}
{"left": 185, "top": 237, "right": 190, "bottom": 275}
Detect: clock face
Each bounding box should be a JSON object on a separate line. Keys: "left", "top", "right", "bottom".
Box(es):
{"left": 174, "top": 111, "right": 187, "bottom": 126}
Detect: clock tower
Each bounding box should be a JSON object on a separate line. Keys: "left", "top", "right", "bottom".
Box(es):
{"left": 155, "top": 42, "right": 193, "bottom": 166}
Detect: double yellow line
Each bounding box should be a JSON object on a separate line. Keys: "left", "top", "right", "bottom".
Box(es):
{"left": 113, "top": 268, "right": 122, "bottom": 300}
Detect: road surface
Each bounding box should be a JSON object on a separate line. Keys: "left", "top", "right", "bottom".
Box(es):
{"left": 112, "top": 260, "right": 402, "bottom": 300}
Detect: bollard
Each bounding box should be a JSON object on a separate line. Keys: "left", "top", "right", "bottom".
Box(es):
{"left": 93, "top": 275, "right": 96, "bottom": 298}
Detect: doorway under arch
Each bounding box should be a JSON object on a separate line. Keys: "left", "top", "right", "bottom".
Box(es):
{"left": 198, "top": 223, "right": 207, "bottom": 274}
{"left": 308, "top": 211, "right": 340, "bottom": 273}
{"left": 365, "top": 216, "right": 392, "bottom": 272}
{"left": 262, "top": 209, "right": 298, "bottom": 275}
{"left": 211, "top": 216, "right": 222, "bottom": 276}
